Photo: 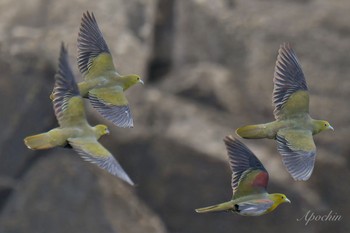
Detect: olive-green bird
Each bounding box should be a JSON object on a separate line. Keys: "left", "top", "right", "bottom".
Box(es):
{"left": 236, "top": 43, "right": 333, "bottom": 181}
{"left": 76, "top": 11, "right": 143, "bottom": 128}
{"left": 25, "top": 44, "right": 134, "bottom": 185}
{"left": 195, "top": 136, "right": 290, "bottom": 216}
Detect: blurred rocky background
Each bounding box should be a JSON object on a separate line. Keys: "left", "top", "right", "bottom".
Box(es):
{"left": 0, "top": 0, "right": 349, "bottom": 232}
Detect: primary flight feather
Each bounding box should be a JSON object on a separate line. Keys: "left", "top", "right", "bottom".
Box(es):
{"left": 236, "top": 43, "right": 333, "bottom": 181}
{"left": 25, "top": 43, "right": 134, "bottom": 185}
{"left": 195, "top": 136, "right": 290, "bottom": 216}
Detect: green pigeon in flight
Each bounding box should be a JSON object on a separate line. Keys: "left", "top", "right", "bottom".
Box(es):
{"left": 76, "top": 11, "right": 143, "bottom": 128}
{"left": 195, "top": 136, "right": 290, "bottom": 216}
{"left": 236, "top": 43, "right": 333, "bottom": 181}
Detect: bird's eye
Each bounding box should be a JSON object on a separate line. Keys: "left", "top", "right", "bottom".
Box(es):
{"left": 137, "top": 77, "right": 140, "bottom": 80}
{"left": 324, "top": 123, "right": 327, "bottom": 126}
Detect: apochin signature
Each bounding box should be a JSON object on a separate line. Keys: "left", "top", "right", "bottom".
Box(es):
{"left": 297, "top": 210, "right": 342, "bottom": 226}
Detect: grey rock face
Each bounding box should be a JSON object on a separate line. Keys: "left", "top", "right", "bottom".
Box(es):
{"left": 0, "top": 153, "right": 167, "bottom": 233}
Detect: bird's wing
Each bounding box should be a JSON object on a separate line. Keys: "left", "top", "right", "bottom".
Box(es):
{"left": 52, "top": 43, "right": 86, "bottom": 127}
{"left": 224, "top": 136, "right": 269, "bottom": 199}
{"left": 276, "top": 129, "right": 316, "bottom": 181}
{"left": 68, "top": 137, "right": 134, "bottom": 185}
{"left": 88, "top": 86, "right": 133, "bottom": 128}
{"left": 273, "top": 43, "right": 309, "bottom": 120}
{"left": 77, "top": 11, "right": 116, "bottom": 80}
{"left": 236, "top": 199, "right": 274, "bottom": 216}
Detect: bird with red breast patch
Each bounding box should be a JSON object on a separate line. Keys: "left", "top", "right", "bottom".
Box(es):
{"left": 195, "top": 136, "right": 290, "bottom": 216}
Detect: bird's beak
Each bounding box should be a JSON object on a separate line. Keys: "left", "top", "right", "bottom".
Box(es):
{"left": 106, "top": 129, "right": 110, "bottom": 135}
{"left": 285, "top": 198, "right": 291, "bottom": 203}
{"left": 328, "top": 125, "right": 334, "bottom": 131}
{"left": 139, "top": 79, "right": 144, "bottom": 85}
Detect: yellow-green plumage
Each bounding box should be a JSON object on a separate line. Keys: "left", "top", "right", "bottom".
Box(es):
{"left": 195, "top": 193, "right": 289, "bottom": 215}
{"left": 24, "top": 130, "right": 64, "bottom": 150}
{"left": 236, "top": 43, "right": 333, "bottom": 181}
{"left": 24, "top": 43, "right": 133, "bottom": 185}
{"left": 84, "top": 53, "right": 115, "bottom": 80}
{"left": 76, "top": 11, "right": 144, "bottom": 128}
{"left": 195, "top": 136, "right": 290, "bottom": 216}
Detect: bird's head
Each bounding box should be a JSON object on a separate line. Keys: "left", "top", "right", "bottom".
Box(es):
{"left": 313, "top": 120, "right": 334, "bottom": 134}
{"left": 269, "top": 193, "right": 291, "bottom": 207}
{"left": 121, "top": 74, "right": 144, "bottom": 90}
{"left": 94, "top": 124, "right": 110, "bottom": 139}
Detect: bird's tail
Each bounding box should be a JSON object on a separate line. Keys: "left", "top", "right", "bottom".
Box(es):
{"left": 236, "top": 123, "right": 270, "bottom": 139}
{"left": 195, "top": 201, "right": 233, "bottom": 213}
{"left": 49, "top": 92, "right": 54, "bottom": 100}
{"left": 24, "top": 133, "right": 55, "bottom": 150}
